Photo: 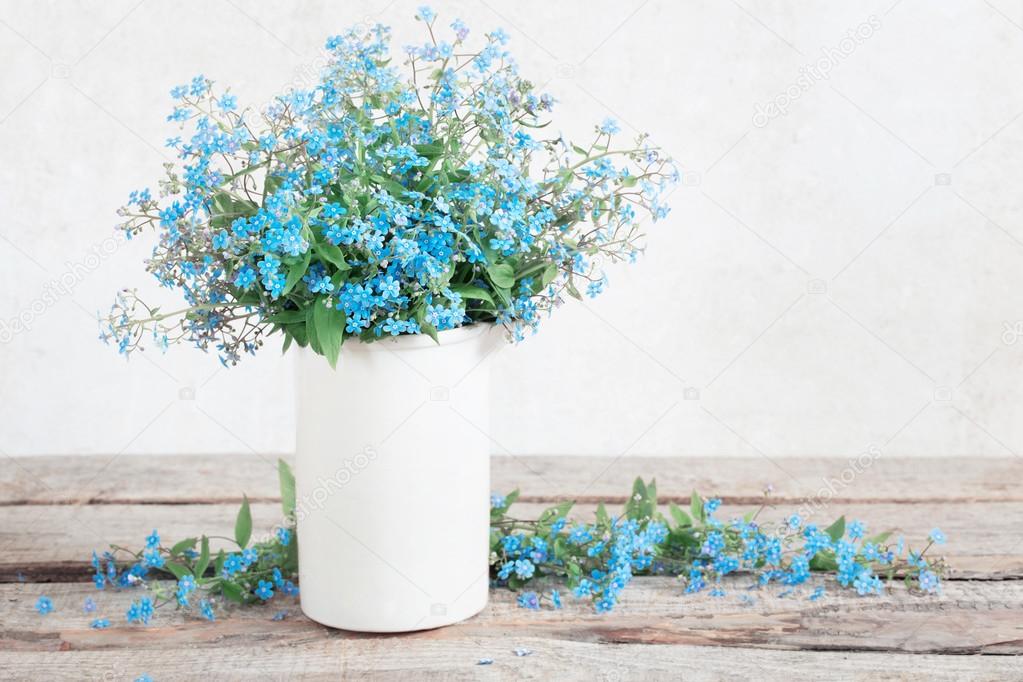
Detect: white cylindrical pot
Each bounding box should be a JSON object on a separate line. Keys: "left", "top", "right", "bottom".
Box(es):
{"left": 295, "top": 323, "right": 499, "bottom": 632}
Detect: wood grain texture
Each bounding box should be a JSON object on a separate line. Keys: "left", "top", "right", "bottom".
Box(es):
{"left": 2, "top": 639, "right": 1019, "bottom": 682}
{"left": 1, "top": 455, "right": 1020, "bottom": 680}
{"left": 1, "top": 500, "right": 1018, "bottom": 582}
{"left": 3, "top": 454, "right": 1021, "bottom": 505}
{"left": 1, "top": 579, "right": 1021, "bottom": 657}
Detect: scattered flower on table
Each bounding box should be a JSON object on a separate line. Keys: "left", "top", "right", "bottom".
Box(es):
{"left": 516, "top": 592, "right": 540, "bottom": 610}
{"left": 477, "top": 658, "right": 494, "bottom": 666}
{"left": 90, "top": 618, "right": 111, "bottom": 629}
{"left": 513, "top": 648, "right": 533, "bottom": 657}
{"left": 199, "top": 599, "right": 216, "bottom": 622}
{"left": 929, "top": 528, "right": 946, "bottom": 545}
{"left": 126, "top": 596, "right": 154, "bottom": 625}
{"left": 83, "top": 596, "right": 97, "bottom": 613}
{"left": 35, "top": 596, "right": 53, "bottom": 615}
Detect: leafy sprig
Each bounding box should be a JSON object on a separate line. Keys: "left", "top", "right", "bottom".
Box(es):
{"left": 490, "top": 478, "right": 948, "bottom": 611}
{"left": 90, "top": 461, "right": 299, "bottom": 622}
{"left": 84, "top": 471, "right": 947, "bottom": 625}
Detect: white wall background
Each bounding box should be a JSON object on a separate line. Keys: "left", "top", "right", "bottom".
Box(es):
{"left": 1, "top": 0, "right": 1022, "bottom": 458}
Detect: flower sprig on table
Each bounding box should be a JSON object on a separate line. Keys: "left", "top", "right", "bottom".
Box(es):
{"left": 59, "top": 466, "right": 947, "bottom": 626}
{"left": 85, "top": 461, "right": 299, "bottom": 624}
{"left": 489, "top": 478, "right": 948, "bottom": 612}
{"left": 101, "top": 7, "right": 677, "bottom": 367}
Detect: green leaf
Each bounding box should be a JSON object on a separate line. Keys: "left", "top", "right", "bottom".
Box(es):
{"left": 164, "top": 561, "right": 192, "bottom": 580}
{"left": 414, "top": 141, "right": 445, "bottom": 160}
{"left": 824, "top": 516, "right": 846, "bottom": 543}
{"left": 169, "top": 537, "right": 198, "bottom": 557}
{"left": 809, "top": 552, "right": 838, "bottom": 572}
{"left": 866, "top": 530, "right": 893, "bottom": 546}
{"left": 306, "top": 306, "right": 322, "bottom": 355}
{"left": 267, "top": 309, "right": 306, "bottom": 325}
{"left": 278, "top": 459, "right": 296, "bottom": 521}
{"left": 312, "top": 300, "right": 346, "bottom": 368}
{"left": 370, "top": 174, "right": 410, "bottom": 198}
{"left": 220, "top": 580, "right": 246, "bottom": 604}
{"left": 235, "top": 495, "right": 252, "bottom": 549}
{"left": 487, "top": 263, "right": 516, "bottom": 289}
{"left": 420, "top": 320, "right": 439, "bottom": 344}
{"left": 195, "top": 536, "right": 211, "bottom": 578}
{"left": 538, "top": 500, "right": 574, "bottom": 525}
{"left": 449, "top": 284, "right": 494, "bottom": 305}
{"left": 669, "top": 503, "right": 692, "bottom": 528}
{"left": 565, "top": 279, "right": 582, "bottom": 300}
{"left": 690, "top": 491, "right": 705, "bottom": 523}
{"left": 283, "top": 251, "right": 311, "bottom": 296}
{"left": 541, "top": 263, "right": 559, "bottom": 287}
{"left": 213, "top": 549, "right": 226, "bottom": 577}
{"left": 315, "top": 243, "right": 351, "bottom": 272}
{"left": 596, "top": 502, "right": 610, "bottom": 526}
{"left": 625, "top": 477, "right": 647, "bottom": 520}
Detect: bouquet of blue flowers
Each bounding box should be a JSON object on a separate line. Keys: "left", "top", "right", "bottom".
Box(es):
{"left": 102, "top": 8, "right": 677, "bottom": 367}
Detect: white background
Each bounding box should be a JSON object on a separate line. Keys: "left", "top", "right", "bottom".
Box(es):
{"left": 1, "top": 0, "right": 1021, "bottom": 459}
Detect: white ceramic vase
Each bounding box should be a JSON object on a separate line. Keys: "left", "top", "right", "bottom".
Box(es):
{"left": 295, "top": 323, "right": 500, "bottom": 632}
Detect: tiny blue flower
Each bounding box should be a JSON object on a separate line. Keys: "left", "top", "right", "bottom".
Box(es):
{"left": 516, "top": 591, "right": 540, "bottom": 610}
{"left": 255, "top": 580, "right": 275, "bottom": 601}
{"left": 929, "top": 528, "right": 946, "bottom": 545}
{"left": 599, "top": 117, "right": 621, "bottom": 135}
{"left": 218, "top": 93, "right": 238, "bottom": 112}
{"left": 36, "top": 596, "right": 53, "bottom": 615}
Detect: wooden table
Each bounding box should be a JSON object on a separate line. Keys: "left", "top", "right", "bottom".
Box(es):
{"left": 1, "top": 454, "right": 1021, "bottom": 680}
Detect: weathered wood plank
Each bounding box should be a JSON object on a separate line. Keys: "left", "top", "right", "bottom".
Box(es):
{"left": 1, "top": 501, "right": 1019, "bottom": 582}
{"left": 0, "top": 579, "right": 1020, "bottom": 659}
{"left": 1, "top": 639, "right": 1019, "bottom": 682}
{"left": 3, "top": 454, "right": 1021, "bottom": 505}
